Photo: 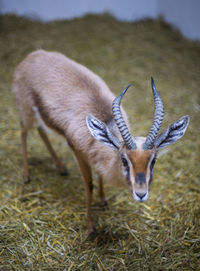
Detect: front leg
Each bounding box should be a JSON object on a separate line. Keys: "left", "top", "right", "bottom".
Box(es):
{"left": 98, "top": 175, "right": 107, "bottom": 206}
{"left": 74, "top": 152, "right": 95, "bottom": 233}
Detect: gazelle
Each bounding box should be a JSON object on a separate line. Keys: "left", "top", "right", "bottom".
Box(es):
{"left": 13, "top": 50, "right": 189, "bottom": 232}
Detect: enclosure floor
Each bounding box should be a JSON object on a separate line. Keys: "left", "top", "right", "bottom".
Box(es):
{"left": 0, "top": 14, "right": 200, "bottom": 270}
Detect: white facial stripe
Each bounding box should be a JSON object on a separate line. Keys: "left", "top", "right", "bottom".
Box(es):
{"left": 133, "top": 136, "right": 146, "bottom": 149}
{"left": 146, "top": 152, "right": 156, "bottom": 182}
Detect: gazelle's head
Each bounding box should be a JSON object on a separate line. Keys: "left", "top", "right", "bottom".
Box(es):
{"left": 86, "top": 78, "right": 190, "bottom": 202}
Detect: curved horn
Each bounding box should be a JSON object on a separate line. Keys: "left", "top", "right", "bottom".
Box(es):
{"left": 112, "top": 84, "right": 136, "bottom": 150}
{"left": 143, "top": 77, "right": 164, "bottom": 149}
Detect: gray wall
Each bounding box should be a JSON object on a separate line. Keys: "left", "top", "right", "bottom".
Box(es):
{"left": 158, "top": 0, "right": 200, "bottom": 40}
{"left": 0, "top": 0, "right": 158, "bottom": 21}
{"left": 1, "top": 0, "right": 200, "bottom": 40}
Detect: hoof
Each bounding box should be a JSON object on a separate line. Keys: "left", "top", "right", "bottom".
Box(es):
{"left": 87, "top": 227, "right": 98, "bottom": 239}
{"left": 60, "top": 169, "right": 69, "bottom": 176}
{"left": 24, "top": 176, "right": 31, "bottom": 184}
{"left": 100, "top": 200, "right": 108, "bottom": 207}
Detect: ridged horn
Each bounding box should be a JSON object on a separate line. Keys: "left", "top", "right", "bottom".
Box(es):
{"left": 143, "top": 77, "right": 164, "bottom": 149}
{"left": 112, "top": 84, "right": 136, "bottom": 150}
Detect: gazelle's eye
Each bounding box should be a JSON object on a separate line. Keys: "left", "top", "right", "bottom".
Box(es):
{"left": 150, "top": 156, "right": 157, "bottom": 169}
{"left": 121, "top": 156, "right": 128, "bottom": 167}
{"left": 121, "top": 155, "right": 130, "bottom": 181}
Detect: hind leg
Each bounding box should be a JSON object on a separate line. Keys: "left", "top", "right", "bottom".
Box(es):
{"left": 21, "top": 126, "right": 31, "bottom": 184}
{"left": 37, "top": 126, "right": 68, "bottom": 175}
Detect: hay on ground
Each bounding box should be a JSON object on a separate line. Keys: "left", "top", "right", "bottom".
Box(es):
{"left": 0, "top": 14, "right": 200, "bottom": 270}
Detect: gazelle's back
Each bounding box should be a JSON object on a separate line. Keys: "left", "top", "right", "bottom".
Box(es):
{"left": 13, "top": 50, "right": 116, "bottom": 147}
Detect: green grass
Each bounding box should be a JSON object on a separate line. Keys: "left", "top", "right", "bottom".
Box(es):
{"left": 0, "top": 13, "right": 200, "bottom": 270}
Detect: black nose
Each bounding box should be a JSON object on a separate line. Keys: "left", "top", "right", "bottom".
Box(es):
{"left": 135, "top": 192, "right": 147, "bottom": 200}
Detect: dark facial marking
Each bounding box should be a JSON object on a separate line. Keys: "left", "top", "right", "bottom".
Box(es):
{"left": 150, "top": 155, "right": 157, "bottom": 183}
{"left": 121, "top": 156, "right": 128, "bottom": 167}
{"left": 135, "top": 172, "right": 146, "bottom": 185}
{"left": 121, "top": 155, "right": 130, "bottom": 182}
{"left": 89, "top": 182, "right": 93, "bottom": 192}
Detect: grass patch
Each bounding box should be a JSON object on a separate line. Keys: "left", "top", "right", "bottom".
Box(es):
{"left": 0, "top": 13, "right": 200, "bottom": 270}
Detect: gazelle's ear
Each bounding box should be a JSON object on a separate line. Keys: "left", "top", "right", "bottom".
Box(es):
{"left": 86, "top": 115, "right": 121, "bottom": 151}
{"left": 154, "top": 116, "right": 190, "bottom": 150}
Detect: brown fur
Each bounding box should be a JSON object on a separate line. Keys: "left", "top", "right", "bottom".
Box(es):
{"left": 13, "top": 50, "right": 157, "bottom": 232}
{"left": 13, "top": 50, "right": 129, "bottom": 232}
{"left": 128, "top": 149, "right": 153, "bottom": 177}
